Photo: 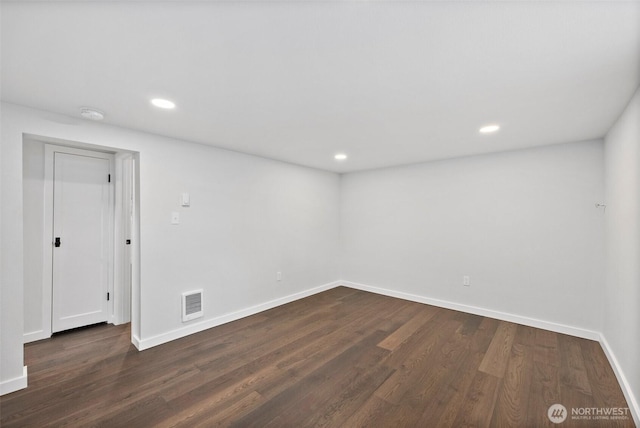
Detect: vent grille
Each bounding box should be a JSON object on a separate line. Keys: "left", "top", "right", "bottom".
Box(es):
{"left": 182, "top": 290, "right": 203, "bottom": 322}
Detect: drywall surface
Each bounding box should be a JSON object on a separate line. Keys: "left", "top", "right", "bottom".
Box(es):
{"left": 1, "top": 102, "right": 340, "bottom": 390}
{"left": 1, "top": 106, "right": 26, "bottom": 392}
{"left": 340, "top": 140, "right": 605, "bottom": 332}
{"left": 604, "top": 86, "right": 640, "bottom": 416}
{"left": 22, "top": 140, "right": 45, "bottom": 337}
{"left": 134, "top": 133, "right": 340, "bottom": 339}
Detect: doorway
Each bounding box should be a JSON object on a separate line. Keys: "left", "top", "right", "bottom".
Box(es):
{"left": 22, "top": 139, "right": 138, "bottom": 343}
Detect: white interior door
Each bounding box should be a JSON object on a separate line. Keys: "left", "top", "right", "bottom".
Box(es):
{"left": 52, "top": 150, "right": 113, "bottom": 333}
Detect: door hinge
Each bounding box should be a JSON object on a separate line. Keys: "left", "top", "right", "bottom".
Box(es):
{"left": 107, "top": 292, "right": 110, "bottom": 301}
{"left": 108, "top": 174, "right": 111, "bottom": 183}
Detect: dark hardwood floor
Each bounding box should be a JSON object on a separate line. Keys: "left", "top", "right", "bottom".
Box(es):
{"left": 0, "top": 287, "right": 634, "bottom": 427}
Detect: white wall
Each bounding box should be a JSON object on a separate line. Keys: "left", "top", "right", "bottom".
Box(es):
{"left": 603, "top": 87, "right": 640, "bottom": 417}
{"left": 1, "top": 102, "right": 340, "bottom": 391}
{"left": 22, "top": 139, "right": 45, "bottom": 337}
{"left": 1, "top": 105, "right": 27, "bottom": 394}
{"left": 136, "top": 135, "right": 340, "bottom": 340}
{"left": 341, "top": 140, "right": 605, "bottom": 333}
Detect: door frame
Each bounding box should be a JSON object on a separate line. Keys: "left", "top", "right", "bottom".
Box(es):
{"left": 43, "top": 144, "right": 116, "bottom": 335}
{"left": 113, "top": 152, "right": 134, "bottom": 325}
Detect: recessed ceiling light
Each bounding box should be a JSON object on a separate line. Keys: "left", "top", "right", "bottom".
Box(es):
{"left": 479, "top": 124, "right": 500, "bottom": 134}
{"left": 334, "top": 153, "right": 348, "bottom": 161}
{"left": 79, "top": 107, "right": 104, "bottom": 121}
{"left": 151, "top": 98, "right": 176, "bottom": 109}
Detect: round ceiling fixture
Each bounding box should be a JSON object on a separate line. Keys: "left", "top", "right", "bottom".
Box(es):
{"left": 79, "top": 107, "right": 105, "bottom": 121}
{"left": 151, "top": 98, "right": 176, "bottom": 109}
{"left": 334, "top": 153, "right": 348, "bottom": 161}
{"left": 479, "top": 124, "right": 500, "bottom": 134}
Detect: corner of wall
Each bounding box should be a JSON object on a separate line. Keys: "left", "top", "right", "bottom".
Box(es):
{"left": 599, "top": 334, "right": 640, "bottom": 426}
{"left": 0, "top": 366, "right": 28, "bottom": 396}
{"left": 601, "top": 84, "right": 640, "bottom": 427}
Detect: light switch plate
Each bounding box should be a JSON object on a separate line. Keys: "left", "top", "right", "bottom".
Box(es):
{"left": 171, "top": 212, "right": 180, "bottom": 224}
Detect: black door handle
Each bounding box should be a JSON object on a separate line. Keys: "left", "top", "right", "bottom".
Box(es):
{"left": 54, "top": 237, "right": 61, "bottom": 247}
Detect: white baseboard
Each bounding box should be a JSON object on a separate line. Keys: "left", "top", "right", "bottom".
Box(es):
{"left": 16, "top": 278, "right": 636, "bottom": 423}
{"left": 23, "top": 329, "right": 50, "bottom": 344}
{"left": 599, "top": 335, "right": 639, "bottom": 426}
{"left": 131, "top": 334, "right": 142, "bottom": 351}
{"left": 342, "top": 281, "right": 640, "bottom": 424}
{"left": 0, "top": 366, "right": 28, "bottom": 396}
{"left": 341, "top": 281, "right": 600, "bottom": 341}
{"left": 135, "top": 281, "right": 341, "bottom": 351}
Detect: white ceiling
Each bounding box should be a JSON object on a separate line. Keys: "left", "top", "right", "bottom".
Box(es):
{"left": 2, "top": 1, "right": 639, "bottom": 173}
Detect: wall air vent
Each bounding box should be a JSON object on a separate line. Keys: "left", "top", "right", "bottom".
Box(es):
{"left": 182, "top": 290, "right": 203, "bottom": 322}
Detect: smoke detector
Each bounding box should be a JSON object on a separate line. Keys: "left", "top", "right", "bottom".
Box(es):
{"left": 80, "top": 107, "right": 105, "bottom": 121}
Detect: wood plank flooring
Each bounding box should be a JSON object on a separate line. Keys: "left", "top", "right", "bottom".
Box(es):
{"left": 0, "top": 287, "right": 634, "bottom": 427}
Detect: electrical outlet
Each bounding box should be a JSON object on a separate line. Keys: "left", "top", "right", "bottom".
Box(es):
{"left": 171, "top": 212, "right": 180, "bottom": 225}
{"left": 463, "top": 275, "right": 470, "bottom": 286}
{"left": 276, "top": 271, "right": 282, "bottom": 281}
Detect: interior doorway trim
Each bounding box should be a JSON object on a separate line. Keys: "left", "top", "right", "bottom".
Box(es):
{"left": 22, "top": 134, "right": 140, "bottom": 354}
{"left": 113, "top": 152, "right": 135, "bottom": 325}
